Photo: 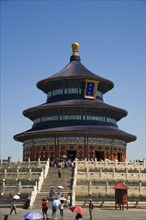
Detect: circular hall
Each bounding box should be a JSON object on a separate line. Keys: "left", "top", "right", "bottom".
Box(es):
{"left": 14, "top": 43, "right": 136, "bottom": 162}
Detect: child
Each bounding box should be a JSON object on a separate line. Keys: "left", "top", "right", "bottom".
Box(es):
{"left": 59, "top": 200, "right": 64, "bottom": 219}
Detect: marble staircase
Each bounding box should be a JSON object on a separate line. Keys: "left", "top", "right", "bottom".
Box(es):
{"left": 33, "top": 167, "right": 73, "bottom": 208}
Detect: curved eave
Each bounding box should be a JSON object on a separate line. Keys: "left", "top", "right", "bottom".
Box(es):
{"left": 14, "top": 125, "right": 136, "bottom": 143}
{"left": 36, "top": 61, "right": 114, "bottom": 94}
{"left": 23, "top": 99, "right": 127, "bottom": 121}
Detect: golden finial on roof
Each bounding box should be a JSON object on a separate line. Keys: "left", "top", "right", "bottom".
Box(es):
{"left": 72, "top": 42, "right": 80, "bottom": 56}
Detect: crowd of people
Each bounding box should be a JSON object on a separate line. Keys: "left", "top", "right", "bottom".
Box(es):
{"left": 8, "top": 192, "right": 94, "bottom": 220}
{"left": 40, "top": 197, "right": 93, "bottom": 220}
{"left": 39, "top": 184, "right": 72, "bottom": 220}
{"left": 41, "top": 193, "right": 71, "bottom": 219}
{"left": 50, "top": 159, "right": 76, "bottom": 168}
{"left": 40, "top": 185, "right": 94, "bottom": 220}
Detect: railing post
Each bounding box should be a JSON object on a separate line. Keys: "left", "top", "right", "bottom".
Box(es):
{"left": 29, "top": 169, "right": 32, "bottom": 180}
{"left": 106, "top": 181, "right": 109, "bottom": 195}
{"left": 114, "top": 159, "right": 118, "bottom": 168}
{"left": 84, "top": 158, "right": 87, "bottom": 169}
{"left": 99, "top": 168, "right": 102, "bottom": 180}
{"left": 17, "top": 181, "right": 21, "bottom": 194}
{"left": 94, "top": 158, "right": 97, "bottom": 168}
{"left": 104, "top": 159, "right": 107, "bottom": 167}
{"left": 72, "top": 191, "right": 75, "bottom": 206}
{"left": 44, "top": 161, "right": 50, "bottom": 178}
{"left": 138, "top": 168, "right": 141, "bottom": 181}
{"left": 124, "top": 159, "right": 127, "bottom": 168}
{"left": 2, "top": 180, "right": 5, "bottom": 194}
{"left": 139, "top": 181, "right": 142, "bottom": 195}
{"left": 86, "top": 168, "right": 89, "bottom": 180}
{"left": 73, "top": 166, "right": 77, "bottom": 187}
{"left": 88, "top": 181, "right": 92, "bottom": 195}
{"left": 4, "top": 169, "right": 7, "bottom": 179}
{"left": 28, "top": 158, "right": 30, "bottom": 168}
{"left": 112, "top": 168, "right": 115, "bottom": 180}
{"left": 125, "top": 168, "right": 128, "bottom": 181}
{"left": 75, "top": 158, "right": 78, "bottom": 169}
{"left": 37, "top": 158, "right": 41, "bottom": 167}
{"left": 15, "top": 168, "right": 19, "bottom": 180}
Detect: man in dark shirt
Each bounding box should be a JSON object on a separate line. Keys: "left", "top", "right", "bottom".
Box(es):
{"left": 89, "top": 199, "right": 94, "bottom": 220}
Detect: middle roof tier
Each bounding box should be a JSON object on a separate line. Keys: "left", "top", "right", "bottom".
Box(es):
{"left": 23, "top": 99, "right": 127, "bottom": 122}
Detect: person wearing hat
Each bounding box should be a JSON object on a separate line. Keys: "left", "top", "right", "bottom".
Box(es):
{"left": 89, "top": 199, "right": 94, "bottom": 220}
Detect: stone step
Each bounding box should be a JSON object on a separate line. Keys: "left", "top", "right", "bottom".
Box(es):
{"left": 32, "top": 167, "right": 73, "bottom": 209}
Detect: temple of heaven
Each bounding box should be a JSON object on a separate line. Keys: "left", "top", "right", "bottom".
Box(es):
{"left": 14, "top": 43, "right": 136, "bottom": 162}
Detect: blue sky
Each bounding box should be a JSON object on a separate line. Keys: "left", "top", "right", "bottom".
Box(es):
{"left": 1, "top": 0, "right": 145, "bottom": 161}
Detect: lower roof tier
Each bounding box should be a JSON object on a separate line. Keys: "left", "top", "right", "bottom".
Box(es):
{"left": 14, "top": 125, "right": 136, "bottom": 143}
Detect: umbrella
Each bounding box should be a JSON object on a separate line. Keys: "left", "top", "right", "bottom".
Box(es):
{"left": 58, "top": 185, "right": 64, "bottom": 189}
{"left": 60, "top": 197, "right": 67, "bottom": 201}
{"left": 13, "top": 195, "right": 20, "bottom": 200}
{"left": 50, "top": 185, "right": 56, "bottom": 189}
{"left": 70, "top": 205, "right": 85, "bottom": 214}
{"left": 23, "top": 211, "right": 43, "bottom": 220}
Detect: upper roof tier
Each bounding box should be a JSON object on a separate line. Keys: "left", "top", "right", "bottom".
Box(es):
{"left": 37, "top": 43, "right": 114, "bottom": 94}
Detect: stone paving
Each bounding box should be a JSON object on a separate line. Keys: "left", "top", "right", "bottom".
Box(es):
{"left": 0, "top": 207, "right": 146, "bottom": 220}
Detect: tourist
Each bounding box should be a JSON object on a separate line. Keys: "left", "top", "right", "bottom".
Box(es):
{"left": 9, "top": 199, "right": 17, "bottom": 215}
{"left": 57, "top": 188, "right": 61, "bottom": 198}
{"left": 59, "top": 200, "right": 64, "bottom": 219}
{"left": 42, "top": 198, "right": 49, "bottom": 219}
{"left": 4, "top": 215, "right": 9, "bottom": 220}
{"left": 58, "top": 161, "right": 62, "bottom": 168}
{"left": 89, "top": 199, "right": 94, "bottom": 220}
{"left": 24, "top": 194, "right": 30, "bottom": 209}
{"left": 49, "top": 188, "right": 55, "bottom": 201}
{"left": 75, "top": 213, "right": 83, "bottom": 220}
{"left": 52, "top": 198, "right": 60, "bottom": 220}
{"left": 58, "top": 168, "right": 62, "bottom": 178}
{"left": 66, "top": 193, "right": 71, "bottom": 207}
